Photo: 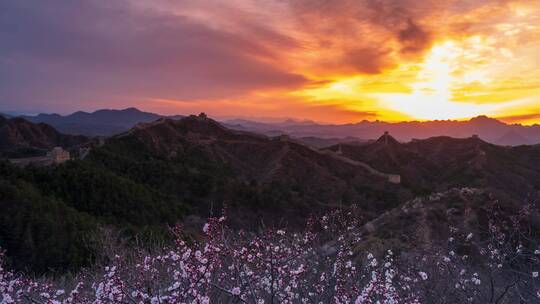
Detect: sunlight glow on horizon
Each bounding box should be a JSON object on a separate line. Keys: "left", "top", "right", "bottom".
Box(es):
{"left": 377, "top": 40, "right": 502, "bottom": 121}
{"left": 4, "top": 0, "right": 540, "bottom": 125}
{"left": 291, "top": 22, "right": 540, "bottom": 124}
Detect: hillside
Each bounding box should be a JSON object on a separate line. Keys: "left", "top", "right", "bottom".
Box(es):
{"left": 0, "top": 115, "right": 407, "bottom": 272}
{"left": 326, "top": 133, "right": 540, "bottom": 197}
{"left": 358, "top": 188, "right": 540, "bottom": 254}
{"left": 97, "top": 114, "right": 410, "bottom": 216}
{"left": 0, "top": 116, "right": 88, "bottom": 157}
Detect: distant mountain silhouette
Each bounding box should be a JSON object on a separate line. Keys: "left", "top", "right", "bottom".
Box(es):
{"left": 0, "top": 116, "right": 88, "bottom": 156}
{"left": 18, "top": 108, "right": 540, "bottom": 145}
{"left": 21, "top": 107, "right": 184, "bottom": 136}
{"left": 225, "top": 116, "right": 540, "bottom": 146}
{"left": 495, "top": 130, "right": 533, "bottom": 146}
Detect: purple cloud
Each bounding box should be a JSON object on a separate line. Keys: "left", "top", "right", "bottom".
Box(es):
{"left": 0, "top": 0, "right": 308, "bottom": 112}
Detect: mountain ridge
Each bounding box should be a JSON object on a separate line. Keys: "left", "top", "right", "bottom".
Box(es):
{"left": 325, "top": 133, "right": 540, "bottom": 199}
{"left": 13, "top": 107, "right": 540, "bottom": 145}
{"left": 20, "top": 107, "right": 184, "bottom": 136}
{"left": 225, "top": 115, "right": 540, "bottom": 146}
{"left": 0, "top": 116, "right": 89, "bottom": 157}
{"left": 103, "top": 114, "right": 407, "bottom": 207}
{"left": 2, "top": 113, "right": 540, "bottom": 273}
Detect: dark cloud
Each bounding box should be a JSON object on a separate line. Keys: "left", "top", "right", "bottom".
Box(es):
{"left": 282, "top": 0, "right": 439, "bottom": 76}
{"left": 0, "top": 0, "right": 308, "bottom": 111}
{"left": 342, "top": 48, "right": 393, "bottom": 74}
{"left": 398, "top": 19, "right": 432, "bottom": 54}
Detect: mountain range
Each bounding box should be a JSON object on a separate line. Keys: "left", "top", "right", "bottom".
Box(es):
{"left": 19, "top": 107, "right": 183, "bottom": 136}
{"left": 4, "top": 113, "right": 540, "bottom": 202}
{"left": 11, "top": 107, "right": 540, "bottom": 146}
{"left": 225, "top": 115, "right": 540, "bottom": 146}
{"left": 1, "top": 113, "right": 540, "bottom": 273}
{"left": 3, "top": 113, "right": 540, "bottom": 202}
{"left": 324, "top": 133, "right": 540, "bottom": 198}
{"left": 102, "top": 114, "right": 409, "bottom": 218}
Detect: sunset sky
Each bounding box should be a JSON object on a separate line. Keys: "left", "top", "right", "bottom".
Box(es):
{"left": 1, "top": 0, "right": 540, "bottom": 124}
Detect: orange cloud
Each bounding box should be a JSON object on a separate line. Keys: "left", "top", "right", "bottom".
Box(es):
{"left": 1, "top": 0, "right": 540, "bottom": 124}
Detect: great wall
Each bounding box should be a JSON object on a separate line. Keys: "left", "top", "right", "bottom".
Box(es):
{"left": 8, "top": 147, "right": 71, "bottom": 167}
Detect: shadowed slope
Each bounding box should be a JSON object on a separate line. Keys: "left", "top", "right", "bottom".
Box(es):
{"left": 0, "top": 116, "right": 88, "bottom": 156}
{"left": 327, "top": 134, "right": 540, "bottom": 197}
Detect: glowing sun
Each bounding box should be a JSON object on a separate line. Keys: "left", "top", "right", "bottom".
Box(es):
{"left": 377, "top": 40, "right": 500, "bottom": 121}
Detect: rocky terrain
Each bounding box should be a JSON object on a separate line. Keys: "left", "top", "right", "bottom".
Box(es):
{"left": 358, "top": 188, "right": 540, "bottom": 253}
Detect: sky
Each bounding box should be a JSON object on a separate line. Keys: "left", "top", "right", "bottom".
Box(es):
{"left": 1, "top": 0, "right": 540, "bottom": 124}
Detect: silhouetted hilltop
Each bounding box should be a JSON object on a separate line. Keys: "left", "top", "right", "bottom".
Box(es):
{"left": 21, "top": 107, "right": 184, "bottom": 136}
{"left": 17, "top": 108, "right": 540, "bottom": 145}
{"left": 0, "top": 116, "right": 88, "bottom": 156}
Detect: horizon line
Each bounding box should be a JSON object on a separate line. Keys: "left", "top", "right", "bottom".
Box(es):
{"left": 2, "top": 106, "right": 539, "bottom": 127}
